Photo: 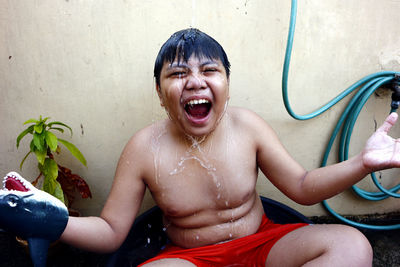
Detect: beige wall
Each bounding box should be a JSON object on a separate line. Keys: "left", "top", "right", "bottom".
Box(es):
{"left": 1, "top": 0, "right": 400, "bottom": 217}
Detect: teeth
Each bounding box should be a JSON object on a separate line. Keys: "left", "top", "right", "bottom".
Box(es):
{"left": 187, "top": 99, "right": 209, "bottom": 106}
{"left": 2, "top": 172, "right": 30, "bottom": 191}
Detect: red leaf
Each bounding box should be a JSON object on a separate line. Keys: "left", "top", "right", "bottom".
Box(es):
{"left": 57, "top": 165, "right": 92, "bottom": 208}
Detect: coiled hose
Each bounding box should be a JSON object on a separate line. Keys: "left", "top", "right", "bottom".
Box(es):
{"left": 282, "top": 0, "right": 400, "bottom": 230}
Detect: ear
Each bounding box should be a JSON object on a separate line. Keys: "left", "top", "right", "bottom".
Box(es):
{"left": 156, "top": 84, "right": 165, "bottom": 107}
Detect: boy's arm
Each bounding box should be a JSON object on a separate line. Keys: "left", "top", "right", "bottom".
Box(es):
{"left": 253, "top": 110, "right": 400, "bottom": 205}
{"left": 60, "top": 130, "right": 149, "bottom": 252}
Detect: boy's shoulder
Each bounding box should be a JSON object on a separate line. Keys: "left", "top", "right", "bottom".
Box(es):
{"left": 121, "top": 121, "right": 165, "bottom": 158}
{"left": 228, "top": 106, "right": 266, "bottom": 127}
{"left": 227, "top": 106, "right": 276, "bottom": 141}
{"left": 128, "top": 120, "right": 168, "bottom": 145}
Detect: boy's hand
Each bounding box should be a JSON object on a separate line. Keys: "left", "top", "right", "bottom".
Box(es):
{"left": 362, "top": 112, "right": 400, "bottom": 172}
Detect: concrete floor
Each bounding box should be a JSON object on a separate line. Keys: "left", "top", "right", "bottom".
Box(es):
{"left": 365, "top": 229, "right": 400, "bottom": 266}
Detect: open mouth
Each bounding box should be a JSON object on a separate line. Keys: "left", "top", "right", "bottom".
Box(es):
{"left": 184, "top": 99, "right": 212, "bottom": 120}
{"left": 3, "top": 173, "right": 30, "bottom": 192}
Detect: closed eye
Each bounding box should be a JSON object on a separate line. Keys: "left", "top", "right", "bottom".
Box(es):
{"left": 203, "top": 68, "right": 220, "bottom": 76}
{"left": 171, "top": 71, "right": 186, "bottom": 76}
{"left": 204, "top": 68, "right": 217, "bottom": 72}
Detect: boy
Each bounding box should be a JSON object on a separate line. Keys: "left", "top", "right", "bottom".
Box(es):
{"left": 61, "top": 28, "right": 400, "bottom": 266}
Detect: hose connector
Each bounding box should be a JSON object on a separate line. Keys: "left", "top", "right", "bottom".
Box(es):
{"left": 391, "top": 74, "right": 400, "bottom": 111}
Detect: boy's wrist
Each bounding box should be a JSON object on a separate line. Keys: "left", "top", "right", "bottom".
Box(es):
{"left": 356, "top": 152, "right": 374, "bottom": 177}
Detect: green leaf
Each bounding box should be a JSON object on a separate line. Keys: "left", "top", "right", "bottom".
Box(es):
{"left": 42, "top": 175, "right": 56, "bottom": 194}
{"left": 48, "top": 127, "right": 64, "bottom": 134}
{"left": 34, "top": 149, "right": 46, "bottom": 165}
{"left": 34, "top": 123, "right": 43, "bottom": 134}
{"left": 48, "top": 122, "right": 73, "bottom": 136}
{"left": 30, "top": 139, "right": 35, "bottom": 151}
{"left": 16, "top": 125, "right": 34, "bottom": 148}
{"left": 42, "top": 158, "right": 59, "bottom": 181}
{"left": 58, "top": 138, "right": 87, "bottom": 166}
{"left": 19, "top": 151, "right": 32, "bottom": 169}
{"left": 42, "top": 162, "right": 64, "bottom": 203}
{"left": 23, "top": 118, "right": 39, "bottom": 125}
{"left": 42, "top": 179, "right": 65, "bottom": 203}
{"left": 41, "top": 117, "right": 50, "bottom": 123}
{"left": 53, "top": 181, "right": 65, "bottom": 203}
{"left": 40, "top": 158, "right": 59, "bottom": 199}
{"left": 33, "top": 132, "right": 46, "bottom": 152}
{"left": 45, "top": 131, "right": 58, "bottom": 151}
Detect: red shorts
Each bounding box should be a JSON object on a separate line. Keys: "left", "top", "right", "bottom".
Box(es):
{"left": 138, "top": 215, "right": 308, "bottom": 266}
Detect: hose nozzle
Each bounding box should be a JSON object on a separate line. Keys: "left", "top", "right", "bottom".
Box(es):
{"left": 391, "top": 74, "right": 400, "bottom": 111}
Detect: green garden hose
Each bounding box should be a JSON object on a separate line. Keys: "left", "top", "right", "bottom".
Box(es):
{"left": 282, "top": 0, "right": 400, "bottom": 230}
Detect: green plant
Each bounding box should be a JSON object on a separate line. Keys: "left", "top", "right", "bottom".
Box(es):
{"left": 16, "top": 116, "right": 91, "bottom": 207}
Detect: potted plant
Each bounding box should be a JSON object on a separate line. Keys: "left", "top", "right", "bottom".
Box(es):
{"left": 16, "top": 115, "right": 92, "bottom": 210}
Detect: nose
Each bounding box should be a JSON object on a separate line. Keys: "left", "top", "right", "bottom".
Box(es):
{"left": 185, "top": 72, "right": 206, "bottom": 90}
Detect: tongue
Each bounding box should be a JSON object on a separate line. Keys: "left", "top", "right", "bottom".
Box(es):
{"left": 187, "top": 104, "right": 209, "bottom": 118}
{"left": 5, "top": 178, "right": 29, "bottom": 192}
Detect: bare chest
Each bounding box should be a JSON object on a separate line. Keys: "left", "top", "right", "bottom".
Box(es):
{"left": 145, "top": 136, "right": 258, "bottom": 217}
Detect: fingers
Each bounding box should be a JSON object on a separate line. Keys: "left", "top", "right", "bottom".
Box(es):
{"left": 377, "top": 112, "right": 398, "bottom": 134}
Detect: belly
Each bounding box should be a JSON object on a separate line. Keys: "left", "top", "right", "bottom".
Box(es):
{"left": 163, "top": 194, "right": 265, "bottom": 248}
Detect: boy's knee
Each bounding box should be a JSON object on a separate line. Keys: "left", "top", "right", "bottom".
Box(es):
{"left": 337, "top": 226, "right": 373, "bottom": 265}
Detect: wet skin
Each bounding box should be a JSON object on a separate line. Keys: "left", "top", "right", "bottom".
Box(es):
{"left": 146, "top": 115, "right": 265, "bottom": 248}
{"left": 149, "top": 56, "right": 264, "bottom": 247}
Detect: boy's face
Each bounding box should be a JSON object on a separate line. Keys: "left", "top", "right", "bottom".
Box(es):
{"left": 157, "top": 55, "right": 229, "bottom": 137}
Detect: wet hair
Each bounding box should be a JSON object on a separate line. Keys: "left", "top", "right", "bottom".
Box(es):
{"left": 154, "top": 28, "right": 231, "bottom": 87}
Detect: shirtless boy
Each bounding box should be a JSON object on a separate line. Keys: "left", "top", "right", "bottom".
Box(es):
{"left": 60, "top": 28, "right": 400, "bottom": 266}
